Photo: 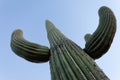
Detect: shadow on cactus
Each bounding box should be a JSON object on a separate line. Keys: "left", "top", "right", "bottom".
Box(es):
{"left": 10, "top": 6, "right": 116, "bottom": 80}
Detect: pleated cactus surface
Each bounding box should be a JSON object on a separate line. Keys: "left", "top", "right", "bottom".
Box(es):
{"left": 46, "top": 20, "right": 109, "bottom": 80}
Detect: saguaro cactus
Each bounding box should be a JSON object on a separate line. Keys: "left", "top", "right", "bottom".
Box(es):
{"left": 10, "top": 6, "right": 116, "bottom": 80}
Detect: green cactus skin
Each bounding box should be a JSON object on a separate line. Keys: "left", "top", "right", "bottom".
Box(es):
{"left": 84, "top": 6, "right": 116, "bottom": 59}
{"left": 11, "top": 29, "right": 50, "bottom": 63}
{"left": 46, "top": 20, "right": 109, "bottom": 80}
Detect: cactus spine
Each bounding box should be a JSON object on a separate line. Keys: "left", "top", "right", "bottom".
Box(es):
{"left": 84, "top": 6, "right": 116, "bottom": 59}
{"left": 10, "top": 6, "right": 116, "bottom": 80}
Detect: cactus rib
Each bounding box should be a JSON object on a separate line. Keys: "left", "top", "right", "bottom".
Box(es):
{"left": 46, "top": 20, "right": 109, "bottom": 80}
{"left": 11, "top": 29, "right": 50, "bottom": 63}
{"left": 84, "top": 6, "right": 116, "bottom": 59}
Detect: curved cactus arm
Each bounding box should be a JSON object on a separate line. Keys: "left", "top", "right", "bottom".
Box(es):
{"left": 11, "top": 29, "right": 50, "bottom": 63}
{"left": 46, "top": 20, "right": 109, "bottom": 80}
{"left": 84, "top": 6, "right": 116, "bottom": 59}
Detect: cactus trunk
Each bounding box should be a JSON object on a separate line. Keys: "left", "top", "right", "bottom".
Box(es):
{"left": 46, "top": 20, "right": 109, "bottom": 80}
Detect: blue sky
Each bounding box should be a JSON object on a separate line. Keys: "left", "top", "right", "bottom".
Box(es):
{"left": 1, "top": 0, "right": 120, "bottom": 80}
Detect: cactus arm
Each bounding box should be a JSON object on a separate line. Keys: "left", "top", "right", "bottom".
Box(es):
{"left": 84, "top": 6, "right": 116, "bottom": 59}
{"left": 11, "top": 29, "right": 50, "bottom": 63}
{"left": 46, "top": 20, "right": 109, "bottom": 80}
{"left": 84, "top": 33, "right": 92, "bottom": 42}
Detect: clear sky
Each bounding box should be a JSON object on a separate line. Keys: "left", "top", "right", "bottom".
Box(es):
{"left": 1, "top": 0, "right": 120, "bottom": 80}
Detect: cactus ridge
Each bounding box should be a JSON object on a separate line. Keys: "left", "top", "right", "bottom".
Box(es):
{"left": 11, "top": 29, "right": 50, "bottom": 63}
{"left": 84, "top": 6, "right": 116, "bottom": 59}
{"left": 46, "top": 20, "right": 109, "bottom": 80}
